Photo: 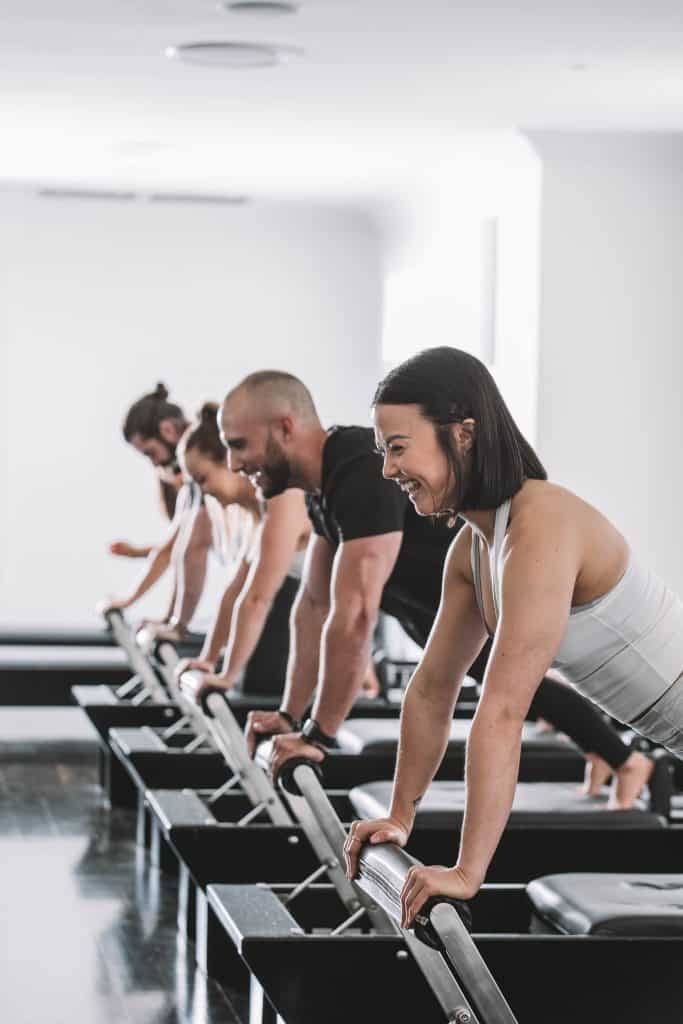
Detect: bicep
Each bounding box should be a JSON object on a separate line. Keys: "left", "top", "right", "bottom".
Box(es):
{"left": 481, "top": 534, "right": 578, "bottom": 716}
{"left": 243, "top": 493, "right": 303, "bottom": 599}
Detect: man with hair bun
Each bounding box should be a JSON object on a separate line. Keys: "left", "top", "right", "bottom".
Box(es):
{"left": 99, "top": 383, "right": 214, "bottom": 638}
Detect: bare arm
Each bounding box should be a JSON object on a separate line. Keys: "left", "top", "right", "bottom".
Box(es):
{"left": 344, "top": 529, "right": 487, "bottom": 875}
{"left": 219, "top": 491, "right": 307, "bottom": 685}
{"left": 310, "top": 531, "right": 403, "bottom": 736}
{"left": 279, "top": 535, "right": 334, "bottom": 721}
{"left": 388, "top": 532, "right": 488, "bottom": 830}
{"left": 455, "top": 519, "right": 577, "bottom": 892}
{"left": 197, "top": 559, "right": 250, "bottom": 666}
{"left": 169, "top": 503, "right": 212, "bottom": 628}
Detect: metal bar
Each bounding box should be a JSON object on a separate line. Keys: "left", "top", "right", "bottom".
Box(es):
{"left": 204, "top": 692, "right": 293, "bottom": 827}
{"left": 105, "top": 610, "right": 167, "bottom": 700}
{"left": 402, "top": 930, "right": 480, "bottom": 1024}
{"left": 430, "top": 903, "right": 518, "bottom": 1023}
{"left": 131, "top": 689, "right": 152, "bottom": 707}
{"left": 115, "top": 675, "right": 142, "bottom": 698}
{"left": 282, "top": 864, "right": 329, "bottom": 905}
{"left": 183, "top": 733, "right": 207, "bottom": 753}
{"left": 206, "top": 774, "right": 241, "bottom": 805}
{"left": 237, "top": 802, "right": 269, "bottom": 826}
{"left": 290, "top": 763, "right": 396, "bottom": 934}
{"left": 329, "top": 906, "right": 366, "bottom": 936}
{"left": 355, "top": 842, "right": 517, "bottom": 1024}
{"left": 162, "top": 715, "right": 190, "bottom": 740}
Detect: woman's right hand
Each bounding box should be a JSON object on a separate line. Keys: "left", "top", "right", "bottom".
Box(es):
{"left": 245, "top": 710, "right": 291, "bottom": 757}
{"left": 344, "top": 816, "right": 411, "bottom": 879}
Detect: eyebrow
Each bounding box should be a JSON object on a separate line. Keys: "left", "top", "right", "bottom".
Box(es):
{"left": 384, "top": 434, "right": 410, "bottom": 444}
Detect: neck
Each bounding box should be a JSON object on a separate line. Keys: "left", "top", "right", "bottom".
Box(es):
{"left": 291, "top": 424, "right": 328, "bottom": 493}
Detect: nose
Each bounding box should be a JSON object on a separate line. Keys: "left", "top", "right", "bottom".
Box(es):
{"left": 382, "top": 451, "right": 399, "bottom": 480}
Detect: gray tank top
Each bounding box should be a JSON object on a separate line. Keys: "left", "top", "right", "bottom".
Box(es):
{"left": 470, "top": 499, "right": 683, "bottom": 723}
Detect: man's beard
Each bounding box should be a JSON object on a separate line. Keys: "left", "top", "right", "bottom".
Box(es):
{"left": 258, "top": 435, "right": 292, "bottom": 498}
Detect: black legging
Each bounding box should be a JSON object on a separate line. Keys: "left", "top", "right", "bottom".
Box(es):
{"left": 467, "top": 640, "right": 631, "bottom": 771}
{"left": 241, "top": 575, "right": 299, "bottom": 696}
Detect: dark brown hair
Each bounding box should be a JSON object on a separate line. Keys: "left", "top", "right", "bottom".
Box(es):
{"left": 183, "top": 402, "right": 225, "bottom": 464}
{"left": 122, "top": 383, "right": 185, "bottom": 442}
{"left": 373, "top": 346, "right": 546, "bottom": 511}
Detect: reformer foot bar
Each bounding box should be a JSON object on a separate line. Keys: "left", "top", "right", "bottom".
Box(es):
{"left": 289, "top": 760, "right": 518, "bottom": 1023}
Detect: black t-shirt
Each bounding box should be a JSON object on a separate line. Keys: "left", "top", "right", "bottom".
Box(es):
{"left": 305, "top": 426, "right": 455, "bottom": 647}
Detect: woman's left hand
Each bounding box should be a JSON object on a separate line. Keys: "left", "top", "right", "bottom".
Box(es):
{"left": 400, "top": 864, "right": 479, "bottom": 929}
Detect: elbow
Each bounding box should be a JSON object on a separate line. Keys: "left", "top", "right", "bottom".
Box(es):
{"left": 327, "top": 603, "right": 375, "bottom": 648}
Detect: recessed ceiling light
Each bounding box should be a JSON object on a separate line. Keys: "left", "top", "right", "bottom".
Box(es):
{"left": 223, "top": 1, "right": 299, "bottom": 13}
{"left": 165, "top": 41, "right": 302, "bottom": 68}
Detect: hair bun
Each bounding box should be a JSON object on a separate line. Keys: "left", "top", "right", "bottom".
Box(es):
{"left": 199, "top": 401, "right": 219, "bottom": 424}
{"left": 153, "top": 382, "right": 169, "bottom": 401}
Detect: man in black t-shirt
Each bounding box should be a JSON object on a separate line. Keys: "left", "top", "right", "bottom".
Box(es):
{"left": 218, "top": 370, "right": 454, "bottom": 774}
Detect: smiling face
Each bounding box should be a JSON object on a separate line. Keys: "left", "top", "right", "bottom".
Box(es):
{"left": 219, "top": 395, "right": 293, "bottom": 499}
{"left": 180, "top": 446, "right": 245, "bottom": 507}
{"left": 373, "top": 402, "right": 474, "bottom": 516}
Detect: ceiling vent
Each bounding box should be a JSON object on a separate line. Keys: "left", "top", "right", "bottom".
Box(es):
{"left": 224, "top": 2, "right": 299, "bottom": 13}
{"left": 166, "top": 41, "right": 302, "bottom": 68}
{"left": 148, "top": 193, "right": 249, "bottom": 205}
{"left": 38, "top": 188, "right": 136, "bottom": 202}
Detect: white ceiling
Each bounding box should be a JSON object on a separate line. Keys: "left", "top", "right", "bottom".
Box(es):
{"left": 2, "top": 0, "right": 683, "bottom": 199}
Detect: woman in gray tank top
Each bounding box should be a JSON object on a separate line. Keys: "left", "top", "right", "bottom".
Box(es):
{"left": 345, "top": 346, "right": 683, "bottom": 924}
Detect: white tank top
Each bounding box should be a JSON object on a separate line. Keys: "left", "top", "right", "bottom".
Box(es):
{"left": 471, "top": 499, "right": 683, "bottom": 723}
{"left": 210, "top": 497, "right": 306, "bottom": 580}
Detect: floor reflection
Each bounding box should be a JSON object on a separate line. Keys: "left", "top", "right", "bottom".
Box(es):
{"left": 0, "top": 746, "right": 239, "bottom": 1023}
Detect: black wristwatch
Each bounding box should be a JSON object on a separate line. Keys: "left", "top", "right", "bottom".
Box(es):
{"left": 277, "top": 708, "right": 301, "bottom": 731}
{"left": 301, "top": 718, "right": 338, "bottom": 751}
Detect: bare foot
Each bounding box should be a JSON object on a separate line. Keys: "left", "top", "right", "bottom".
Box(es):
{"left": 608, "top": 751, "right": 653, "bottom": 809}
{"left": 579, "top": 754, "right": 613, "bottom": 796}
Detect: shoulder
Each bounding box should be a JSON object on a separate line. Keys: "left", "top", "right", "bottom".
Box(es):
{"left": 503, "top": 482, "right": 583, "bottom": 580}
{"left": 443, "top": 522, "right": 475, "bottom": 585}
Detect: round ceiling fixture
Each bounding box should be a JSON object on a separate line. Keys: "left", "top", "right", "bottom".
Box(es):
{"left": 223, "top": 1, "right": 299, "bottom": 13}
{"left": 166, "top": 40, "right": 302, "bottom": 68}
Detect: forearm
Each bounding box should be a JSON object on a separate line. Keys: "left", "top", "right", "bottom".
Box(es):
{"left": 200, "top": 565, "right": 248, "bottom": 665}
{"left": 220, "top": 592, "right": 272, "bottom": 683}
{"left": 172, "top": 543, "right": 208, "bottom": 627}
{"left": 123, "top": 545, "right": 172, "bottom": 606}
{"left": 310, "top": 611, "right": 374, "bottom": 736}
{"left": 128, "top": 544, "right": 153, "bottom": 559}
{"left": 280, "top": 592, "right": 327, "bottom": 721}
{"left": 456, "top": 703, "right": 524, "bottom": 888}
{"left": 389, "top": 670, "right": 462, "bottom": 829}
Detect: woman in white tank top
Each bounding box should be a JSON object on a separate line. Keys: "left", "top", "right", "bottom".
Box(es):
{"left": 175, "top": 403, "right": 310, "bottom": 694}
{"left": 345, "top": 346, "right": 683, "bottom": 924}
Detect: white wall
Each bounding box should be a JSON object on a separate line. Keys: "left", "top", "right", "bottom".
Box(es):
{"left": 531, "top": 133, "right": 683, "bottom": 593}
{"left": 0, "top": 195, "right": 383, "bottom": 626}
{"left": 381, "top": 133, "right": 542, "bottom": 443}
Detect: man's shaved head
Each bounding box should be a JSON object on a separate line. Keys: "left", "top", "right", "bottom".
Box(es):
{"left": 220, "top": 370, "right": 322, "bottom": 498}
{"left": 225, "top": 371, "right": 319, "bottom": 424}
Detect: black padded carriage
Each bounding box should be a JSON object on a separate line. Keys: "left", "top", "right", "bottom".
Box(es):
{"left": 527, "top": 873, "right": 683, "bottom": 935}
{"left": 349, "top": 779, "right": 667, "bottom": 829}
{"left": 337, "top": 718, "right": 576, "bottom": 756}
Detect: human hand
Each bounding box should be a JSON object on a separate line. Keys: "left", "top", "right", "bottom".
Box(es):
{"left": 245, "top": 710, "right": 291, "bottom": 757}
{"left": 400, "top": 864, "right": 479, "bottom": 928}
{"left": 108, "top": 540, "right": 138, "bottom": 558}
{"left": 268, "top": 732, "right": 325, "bottom": 780}
{"left": 343, "top": 815, "right": 411, "bottom": 880}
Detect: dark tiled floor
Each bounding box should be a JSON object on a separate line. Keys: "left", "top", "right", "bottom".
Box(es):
{"left": 0, "top": 744, "right": 240, "bottom": 1024}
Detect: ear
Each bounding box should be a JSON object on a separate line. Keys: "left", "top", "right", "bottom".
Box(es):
{"left": 278, "top": 414, "right": 295, "bottom": 442}
{"left": 450, "top": 418, "right": 476, "bottom": 454}
{"left": 158, "top": 418, "right": 179, "bottom": 444}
